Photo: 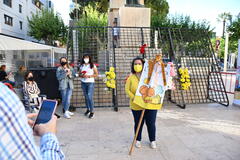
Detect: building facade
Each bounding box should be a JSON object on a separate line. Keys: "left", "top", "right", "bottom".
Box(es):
{"left": 0, "top": 0, "right": 54, "bottom": 41}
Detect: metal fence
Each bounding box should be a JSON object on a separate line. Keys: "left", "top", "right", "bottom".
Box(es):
{"left": 67, "top": 26, "right": 229, "bottom": 109}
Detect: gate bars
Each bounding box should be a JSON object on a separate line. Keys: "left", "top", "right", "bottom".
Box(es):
{"left": 67, "top": 26, "right": 229, "bottom": 109}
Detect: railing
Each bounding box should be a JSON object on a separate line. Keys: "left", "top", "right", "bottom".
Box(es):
{"left": 209, "top": 72, "right": 236, "bottom": 94}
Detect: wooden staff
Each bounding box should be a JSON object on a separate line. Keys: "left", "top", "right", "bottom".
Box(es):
{"left": 129, "top": 109, "right": 145, "bottom": 155}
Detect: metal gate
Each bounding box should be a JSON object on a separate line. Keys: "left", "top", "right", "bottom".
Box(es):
{"left": 67, "top": 26, "right": 229, "bottom": 109}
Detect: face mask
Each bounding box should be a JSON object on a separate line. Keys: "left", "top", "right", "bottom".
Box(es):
{"left": 28, "top": 77, "right": 34, "bottom": 81}
{"left": 84, "top": 58, "right": 89, "bottom": 64}
{"left": 134, "top": 64, "right": 142, "bottom": 73}
{"left": 61, "top": 62, "right": 67, "bottom": 66}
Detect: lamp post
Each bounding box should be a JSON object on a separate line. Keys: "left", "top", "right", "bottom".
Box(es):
{"left": 223, "top": 32, "right": 229, "bottom": 72}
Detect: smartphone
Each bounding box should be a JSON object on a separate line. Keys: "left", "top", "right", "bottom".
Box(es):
{"left": 33, "top": 99, "right": 58, "bottom": 128}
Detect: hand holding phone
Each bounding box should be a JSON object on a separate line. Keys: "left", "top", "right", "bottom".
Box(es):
{"left": 34, "top": 116, "right": 57, "bottom": 136}
{"left": 33, "top": 100, "right": 57, "bottom": 127}
{"left": 33, "top": 100, "right": 58, "bottom": 136}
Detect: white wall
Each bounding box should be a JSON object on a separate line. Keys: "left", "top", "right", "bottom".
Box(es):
{"left": 0, "top": 0, "right": 53, "bottom": 41}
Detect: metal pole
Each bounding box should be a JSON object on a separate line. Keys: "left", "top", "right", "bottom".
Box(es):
{"left": 224, "top": 32, "right": 229, "bottom": 72}
{"left": 75, "top": 0, "right": 78, "bottom": 20}
{"left": 140, "top": 28, "right": 145, "bottom": 59}
{"left": 112, "top": 27, "right": 118, "bottom": 111}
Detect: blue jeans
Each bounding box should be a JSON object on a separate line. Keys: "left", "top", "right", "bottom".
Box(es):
{"left": 60, "top": 88, "right": 73, "bottom": 113}
{"left": 132, "top": 109, "right": 157, "bottom": 142}
{"left": 81, "top": 82, "right": 95, "bottom": 112}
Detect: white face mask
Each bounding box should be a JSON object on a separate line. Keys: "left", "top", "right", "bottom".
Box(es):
{"left": 84, "top": 58, "right": 89, "bottom": 64}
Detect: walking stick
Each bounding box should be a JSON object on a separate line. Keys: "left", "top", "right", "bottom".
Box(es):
{"left": 129, "top": 109, "right": 145, "bottom": 155}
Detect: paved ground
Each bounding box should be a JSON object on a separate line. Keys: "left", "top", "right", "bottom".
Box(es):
{"left": 44, "top": 103, "right": 240, "bottom": 160}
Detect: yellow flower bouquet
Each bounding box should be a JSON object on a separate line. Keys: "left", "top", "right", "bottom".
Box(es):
{"left": 104, "top": 67, "right": 116, "bottom": 90}
{"left": 178, "top": 67, "right": 191, "bottom": 90}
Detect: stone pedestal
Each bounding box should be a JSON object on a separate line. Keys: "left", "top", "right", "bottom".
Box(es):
{"left": 108, "top": 0, "right": 150, "bottom": 27}
{"left": 108, "top": 0, "right": 151, "bottom": 47}
{"left": 118, "top": 7, "right": 150, "bottom": 27}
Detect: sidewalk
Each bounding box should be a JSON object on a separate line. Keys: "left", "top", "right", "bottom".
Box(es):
{"left": 55, "top": 104, "right": 240, "bottom": 160}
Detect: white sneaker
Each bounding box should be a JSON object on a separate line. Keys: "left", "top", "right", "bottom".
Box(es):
{"left": 64, "top": 112, "right": 71, "bottom": 119}
{"left": 33, "top": 108, "right": 39, "bottom": 113}
{"left": 135, "top": 141, "right": 141, "bottom": 148}
{"left": 150, "top": 141, "right": 157, "bottom": 149}
{"left": 66, "top": 110, "right": 74, "bottom": 116}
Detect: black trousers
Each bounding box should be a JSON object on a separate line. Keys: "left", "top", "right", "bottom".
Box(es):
{"left": 132, "top": 109, "right": 157, "bottom": 142}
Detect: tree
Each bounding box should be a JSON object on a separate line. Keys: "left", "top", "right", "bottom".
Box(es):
{"left": 70, "top": 0, "right": 108, "bottom": 19}
{"left": 77, "top": 5, "right": 108, "bottom": 27}
{"left": 228, "top": 16, "right": 240, "bottom": 41}
{"left": 71, "top": 0, "right": 169, "bottom": 20}
{"left": 217, "top": 12, "right": 232, "bottom": 38}
{"left": 145, "top": 0, "right": 169, "bottom": 17}
{"left": 28, "top": 9, "right": 67, "bottom": 46}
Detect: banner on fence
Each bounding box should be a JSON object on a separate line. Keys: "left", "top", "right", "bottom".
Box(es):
{"left": 233, "top": 39, "right": 240, "bottom": 106}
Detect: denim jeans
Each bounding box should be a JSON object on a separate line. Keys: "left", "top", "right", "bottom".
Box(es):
{"left": 81, "top": 82, "right": 95, "bottom": 112}
{"left": 132, "top": 109, "right": 157, "bottom": 142}
{"left": 60, "top": 87, "right": 73, "bottom": 113}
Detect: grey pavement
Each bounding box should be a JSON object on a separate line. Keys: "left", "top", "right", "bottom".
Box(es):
{"left": 45, "top": 103, "right": 240, "bottom": 160}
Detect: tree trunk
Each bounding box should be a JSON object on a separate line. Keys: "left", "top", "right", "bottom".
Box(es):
{"left": 222, "top": 20, "right": 226, "bottom": 38}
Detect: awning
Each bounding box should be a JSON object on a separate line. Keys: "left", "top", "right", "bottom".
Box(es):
{"left": 0, "top": 35, "right": 66, "bottom": 53}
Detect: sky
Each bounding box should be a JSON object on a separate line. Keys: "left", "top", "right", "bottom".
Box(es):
{"left": 51, "top": 0, "right": 240, "bottom": 36}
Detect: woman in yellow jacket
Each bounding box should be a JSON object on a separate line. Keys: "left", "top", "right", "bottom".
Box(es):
{"left": 125, "top": 57, "right": 157, "bottom": 149}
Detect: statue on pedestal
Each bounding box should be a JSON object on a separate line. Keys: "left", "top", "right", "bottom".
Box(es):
{"left": 126, "top": 0, "right": 143, "bottom": 7}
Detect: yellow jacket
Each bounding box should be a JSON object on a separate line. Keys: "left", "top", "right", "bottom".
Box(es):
{"left": 125, "top": 74, "right": 144, "bottom": 111}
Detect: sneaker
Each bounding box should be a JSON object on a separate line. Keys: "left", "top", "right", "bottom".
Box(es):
{"left": 66, "top": 110, "right": 74, "bottom": 116}
{"left": 84, "top": 110, "right": 90, "bottom": 116}
{"left": 33, "top": 108, "right": 39, "bottom": 113}
{"left": 64, "top": 112, "right": 71, "bottom": 119}
{"left": 135, "top": 141, "right": 141, "bottom": 148}
{"left": 150, "top": 141, "right": 157, "bottom": 149}
{"left": 88, "top": 112, "right": 94, "bottom": 119}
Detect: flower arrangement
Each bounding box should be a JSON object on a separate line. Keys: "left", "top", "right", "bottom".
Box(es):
{"left": 178, "top": 68, "right": 191, "bottom": 90}
{"left": 139, "top": 44, "right": 147, "bottom": 54}
{"left": 81, "top": 71, "right": 87, "bottom": 75}
{"left": 104, "top": 67, "right": 116, "bottom": 89}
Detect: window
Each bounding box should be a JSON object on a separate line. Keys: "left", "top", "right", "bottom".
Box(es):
{"left": 4, "top": 14, "right": 13, "bottom": 26}
{"left": 19, "top": 21, "right": 23, "bottom": 30}
{"left": 32, "top": 0, "right": 43, "bottom": 9}
{"left": 3, "top": 0, "right": 12, "bottom": 7}
{"left": 35, "top": 1, "right": 42, "bottom": 9}
{"left": 49, "top": 1, "right": 52, "bottom": 8}
{"left": 19, "top": 4, "right": 22, "bottom": 13}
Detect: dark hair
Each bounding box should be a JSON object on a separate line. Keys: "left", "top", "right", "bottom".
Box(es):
{"left": 131, "top": 57, "right": 145, "bottom": 74}
{"left": 0, "top": 65, "right": 6, "bottom": 71}
{"left": 24, "top": 71, "right": 33, "bottom": 81}
{"left": 59, "top": 57, "right": 67, "bottom": 63}
{"left": 80, "top": 54, "right": 94, "bottom": 69}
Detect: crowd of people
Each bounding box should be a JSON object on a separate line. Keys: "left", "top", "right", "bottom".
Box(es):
{"left": 0, "top": 55, "right": 158, "bottom": 159}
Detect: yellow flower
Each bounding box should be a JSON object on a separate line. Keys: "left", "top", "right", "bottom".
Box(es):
{"left": 109, "top": 72, "right": 116, "bottom": 79}
{"left": 186, "top": 79, "right": 190, "bottom": 82}
{"left": 110, "top": 79, "right": 116, "bottom": 84}
{"left": 110, "top": 67, "right": 115, "bottom": 72}
{"left": 106, "top": 81, "right": 111, "bottom": 87}
{"left": 180, "top": 78, "right": 185, "bottom": 82}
